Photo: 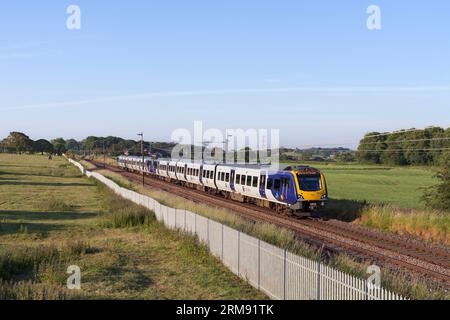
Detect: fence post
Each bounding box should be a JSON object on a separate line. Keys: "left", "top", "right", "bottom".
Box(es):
{"left": 365, "top": 280, "right": 369, "bottom": 301}
{"left": 184, "top": 209, "right": 187, "bottom": 232}
{"left": 258, "top": 239, "right": 261, "bottom": 290}
{"left": 221, "top": 223, "right": 224, "bottom": 260}
{"left": 207, "top": 218, "right": 210, "bottom": 247}
{"left": 237, "top": 231, "right": 240, "bottom": 276}
{"left": 317, "top": 261, "right": 321, "bottom": 300}
{"left": 194, "top": 212, "right": 197, "bottom": 234}
{"left": 283, "top": 248, "right": 287, "bottom": 300}
{"left": 174, "top": 209, "right": 177, "bottom": 228}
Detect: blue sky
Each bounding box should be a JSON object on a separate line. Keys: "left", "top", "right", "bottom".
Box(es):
{"left": 0, "top": 1, "right": 449, "bottom": 148}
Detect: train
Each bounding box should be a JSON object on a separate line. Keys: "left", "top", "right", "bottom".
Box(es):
{"left": 117, "top": 156, "right": 328, "bottom": 215}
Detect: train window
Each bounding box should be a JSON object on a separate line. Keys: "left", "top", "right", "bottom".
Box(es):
{"left": 267, "top": 178, "right": 273, "bottom": 189}
{"left": 253, "top": 177, "right": 258, "bottom": 187}
{"left": 226, "top": 173, "right": 230, "bottom": 182}
{"left": 236, "top": 174, "right": 241, "bottom": 184}
{"left": 210, "top": 171, "right": 213, "bottom": 179}
{"left": 274, "top": 179, "right": 281, "bottom": 192}
{"left": 246, "top": 176, "right": 252, "bottom": 186}
{"left": 241, "top": 175, "right": 245, "bottom": 184}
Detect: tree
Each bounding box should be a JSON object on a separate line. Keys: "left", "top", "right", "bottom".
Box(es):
{"left": 356, "top": 127, "right": 449, "bottom": 166}
{"left": 65, "top": 139, "right": 80, "bottom": 152}
{"left": 356, "top": 132, "right": 386, "bottom": 164}
{"left": 334, "top": 152, "right": 356, "bottom": 162}
{"left": 33, "top": 139, "right": 54, "bottom": 155}
{"left": 422, "top": 153, "right": 450, "bottom": 211}
{"left": 52, "top": 138, "right": 67, "bottom": 155}
{"left": 4, "top": 132, "right": 33, "bottom": 153}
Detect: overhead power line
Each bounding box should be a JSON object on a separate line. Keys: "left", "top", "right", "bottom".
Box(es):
{"left": 358, "top": 137, "right": 450, "bottom": 145}
{"left": 363, "top": 126, "right": 448, "bottom": 139}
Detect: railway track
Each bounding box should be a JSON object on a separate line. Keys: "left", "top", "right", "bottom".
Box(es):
{"left": 86, "top": 160, "right": 450, "bottom": 287}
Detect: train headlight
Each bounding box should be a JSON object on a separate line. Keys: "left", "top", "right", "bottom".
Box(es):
{"left": 298, "top": 195, "right": 304, "bottom": 200}
{"left": 321, "top": 195, "right": 328, "bottom": 200}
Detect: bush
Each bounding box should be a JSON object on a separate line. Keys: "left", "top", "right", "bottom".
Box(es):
{"left": 422, "top": 157, "right": 450, "bottom": 211}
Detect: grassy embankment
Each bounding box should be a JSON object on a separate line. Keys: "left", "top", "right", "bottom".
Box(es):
{"left": 79, "top": 158, "right": 449, "bottom": 300}
{"left": 0, "top": 154, "right": 266, "bottom": 300}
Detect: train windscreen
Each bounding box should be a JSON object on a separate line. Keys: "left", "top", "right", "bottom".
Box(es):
{"left": 297, "top": 174, "right": 322, "bottom": 191}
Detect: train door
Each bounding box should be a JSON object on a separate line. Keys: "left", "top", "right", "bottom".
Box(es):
{"left": 259, "top": 172, "right": 267, "bottom": 198}
{"left": 230, "top": 170, "right": 235, "bottom": 191}
{"left": 280, "top": 176, "right": 292, "bottom": 203}
{"left": 199, "top": 165, "right": 204, "bottom": 185}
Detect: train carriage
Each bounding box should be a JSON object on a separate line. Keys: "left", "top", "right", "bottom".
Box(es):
{"left": 176, "top": 161, "right": 187, "bottom": 182}
{"left": 185, "top": 162, "right": 202, "bottom": 186}
{"left": 157, "top": 160, "right": 169, "bottom": 178}
{"left": 117, "top": 156, "right": 328, "bottom": 215}
{"left": 202, "top": 164, "right": 217, "bottom": 190}
{"left": 167, "top": 161, "right": 178, "bottom": 181}
{"left": 234, "top": 167, "right": 263, "bottom": 200}
{"left": 215, "top": 165, "right": 233, "bottom": 193}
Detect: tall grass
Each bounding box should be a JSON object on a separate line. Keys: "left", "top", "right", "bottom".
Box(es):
{"left": 96, "top": 182, "right": 155, "bottom": 228}
{"left": 0, "top": 241, "right": 95, "bottom": 299}
{"left": 357, "top": 205, "right": 449, "bottom": 245}
{"left": 0, "top": 280, "right": 76, "bottom": 300}
{"left": 37, "top": 197, "right": 74, "bottom": 212}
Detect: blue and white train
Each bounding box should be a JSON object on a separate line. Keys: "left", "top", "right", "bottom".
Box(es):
{"left": 118, "top": 156, "right": 328, "bottom": 214}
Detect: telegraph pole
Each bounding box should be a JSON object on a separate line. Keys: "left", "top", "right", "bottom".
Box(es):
{"left": 102, "top": 141, "right": 106, "bottom": 168}
{"left": 137, "top": 132, "right": 144, "bottom": 186}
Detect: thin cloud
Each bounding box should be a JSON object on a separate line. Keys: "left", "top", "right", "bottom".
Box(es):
{"left": 2, "top": 85, "right": 450, "bottom": 111}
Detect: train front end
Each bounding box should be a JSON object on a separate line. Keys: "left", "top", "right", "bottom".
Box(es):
{"left": 291, "top": 166, "right": 328, "bottom": 212}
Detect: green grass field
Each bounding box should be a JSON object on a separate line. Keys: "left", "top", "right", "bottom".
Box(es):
{"left": 0, "top": 154, "right": 265, "bottom": 300}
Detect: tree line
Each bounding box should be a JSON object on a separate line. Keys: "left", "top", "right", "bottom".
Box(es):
{"left": 356, "top": 126, "right": 450, "bottom": 166}
{"left": 0, "top": 132, "right": 175, "bottom": 157}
